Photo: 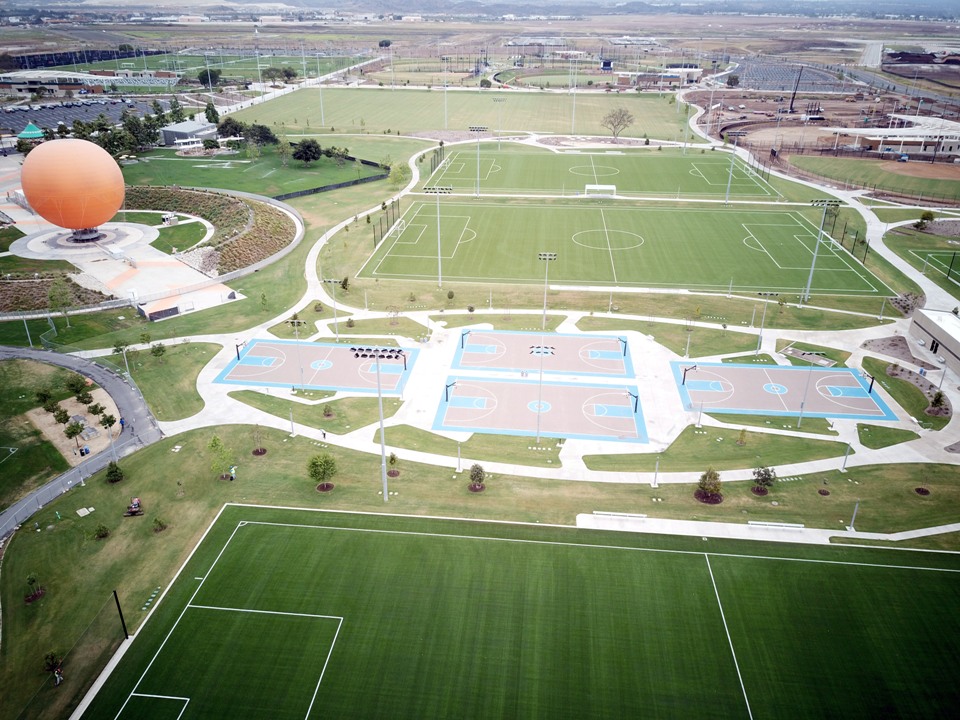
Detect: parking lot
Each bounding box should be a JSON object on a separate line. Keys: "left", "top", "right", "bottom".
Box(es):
{"left": 1, "top": 97, "right": 167, "bottom": 139}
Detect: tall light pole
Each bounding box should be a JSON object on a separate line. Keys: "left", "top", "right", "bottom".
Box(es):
{"left": 538, "top": 252, "right": 557, "bottom": 330}
{"left": 530, "top": 343, "right": 556, "bottom": 445}
{"left": 803, "top": 199, "right": 841, "bottom": 303}
{"left": 797, "top": 351, "right": 826, "bottom": 428}
{"left": 468, "top": 126, "right": 488, "bottom": 196}
{"left": 493, "top": 97, "right": 506, "bottom": 150}
{"left": 315, "top": 54, "right": 325, "bottom": 125}
{"left": 570, "top": 56, "right": 578, "bottom": 133}
{"left": 424, "top": 186, "right": 452, "bottom": 287}
{"left": 352, "top": 347, "right": 405, "bottom": 502}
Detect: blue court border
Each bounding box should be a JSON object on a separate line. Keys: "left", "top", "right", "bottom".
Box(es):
{"left": 670, "top": 361, "right": 898, "bottom": 422}
{"left": 434, "top": 375, "right": 648, "bottom": 443}
{"left": 451, "top": 330, "right": 634, "bottom": 378}
{"left": 213, "top": 339, "right": 419, "bottom": 395}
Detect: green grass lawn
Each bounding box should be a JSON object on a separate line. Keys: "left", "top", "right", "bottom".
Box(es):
{"left": 360, "top": 199, "right": 893, "bottom": 296}
{"left": 857, "top": 423, "right": 921, "bottom": 449}
{"left": 79, "top": 506, "right": 960, "bottom": 720}
{"left": 790, "top": 155, "right": 960, "bottom": 202}
{"left": 577, "top": 316, "right": 757, "bottom": 357}
{"left": 0, "top": 225, "right": 25, "bottom": 252}
{"left": 3, "top": 423, "right": 960, "bottom": 719}
{"left": 776, "top": 338, "right": 851, "bottom": 367}
{"left": 0, "top": 360, "right": 75, "bottom": 512}
{"left": 150, "top": 221, "right": 208, "bottom": 254}
{"left": 375, "top": 424, "right": 562, "bottom": 468}
{"left": 583, "top": 424, "right": 849, "bottom": 472}
{"left": 120, "top": 145, "right": 384, "bottom": 197}
{"left": 228, "top": 389, "right": 400, "bottom": 435}
{"left": 861, "top": 356, "right": 950, "bottom": 431}
{"left": 103, "top": 342, "right": 220, "bottom": 422}
{"left": 232, "top": 87, "right": 694, "bottom": 141}
{"left": 707, "top": 412, "right": 839, "bottom": 436}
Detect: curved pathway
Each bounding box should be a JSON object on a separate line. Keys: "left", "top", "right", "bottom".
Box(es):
{"left": 0, "top": 346, "right": 163, "bottom": 539}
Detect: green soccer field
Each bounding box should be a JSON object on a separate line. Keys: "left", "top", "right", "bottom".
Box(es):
{"left": 908, "top": 249, "right": 960, "bottom": 289}
{"left": 422, "top": 146, "right": 780, "bottom": 200}
{"left": 81, "top": 507, "right": 960, "bottom": 719}
{"left": 359, "top": 200, "right": 893, "bottom": 297}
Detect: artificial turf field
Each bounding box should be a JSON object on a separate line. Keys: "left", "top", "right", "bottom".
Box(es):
{"left": 360, "top": 200, "right": 893, "bottom": 296}
{"left": 424, "top": 147, "right": 781, "bottom": 200}
{"left": 82, "top": 506, "right": 960, "bottom": 719}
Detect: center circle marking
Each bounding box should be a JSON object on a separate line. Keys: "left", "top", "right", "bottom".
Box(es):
{"left": 528, "top": 400, "right": 551, "bottom": 414}
{"left": 763, "top": 382, "right": 788, "bottom": 395}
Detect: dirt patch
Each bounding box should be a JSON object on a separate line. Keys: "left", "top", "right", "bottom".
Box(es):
{"left": 24, "top": 388, "right": 120, "bottom": 467}
{"left": 880, "top": 162, "right": 960, "bottom": 181}
{"left": 861, "top": 335, "right": 937, "bottom": 369}
{"left": 927, "top": 220, "right": 960, "bottom": 238}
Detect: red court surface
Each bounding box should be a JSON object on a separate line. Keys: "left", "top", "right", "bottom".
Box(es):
{"left": 453, "top": 330, "right": 632, "bottom": 377}
{"left": 671, "top": 362, "right": 897, "bottom": 421}
{"left": 434, "top": 377, "right": 647, "bottom": 443}
{"left": 214, "top": 340, "right": 416, "bottom": 394}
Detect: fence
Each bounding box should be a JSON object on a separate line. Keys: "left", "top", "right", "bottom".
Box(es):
{"left": 273, "top": 154, "right": 388, "bottom": 201}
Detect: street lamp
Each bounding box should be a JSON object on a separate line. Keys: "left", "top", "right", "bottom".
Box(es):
{"left": 803, "top": 199, "right": 841, "bottom": 303}
{"left": 468, "top": 125, "right": 488, "bottom": 196}
{"left": 529, "top": 343, "right": 556, "bottom": 445}
{"left": 538, "top": 252, "right": 557, "bottom": 331}
{"left": 315, "top": 54, "right": 326, "bottom": 125}
{"left": 352, "top": 347, "right": 406, "bottom": 502}
{"left": 424, "top": 186, "right": 452, "bottom": 288}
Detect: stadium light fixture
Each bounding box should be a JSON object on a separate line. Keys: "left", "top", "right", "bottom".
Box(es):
{"left": 538, "top": 252, "right": 558, "bottom": 331}
{"left": 468, "top": 126, "right": 488, "bottom": 196}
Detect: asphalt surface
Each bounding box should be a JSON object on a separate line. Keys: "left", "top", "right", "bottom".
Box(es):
{"left": 0, "top": 345, "right": 163, "bottom": 540}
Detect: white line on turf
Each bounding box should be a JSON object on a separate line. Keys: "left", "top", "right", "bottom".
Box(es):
{"left": 304, "top": 617, "right": 344, "bottom": 720}
{"left": 236, "top": 520, "right": 960, "bottom": 574}
{"left": 705, "top": 554, "right": 754, "bottom": 720}
{"left": 188, "top": 603, "right": 342, "bottom": 620}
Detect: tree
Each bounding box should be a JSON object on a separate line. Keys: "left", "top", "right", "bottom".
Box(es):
{"left": 379, "top": 39, "right": 392, "bottom": 48}
{"left": 119, "top": 43, "right": 134, "bottom": 53}
{"left": 726, "top": 74, "right": 740, "bottom": 88}
{"left": 94, "top": 523, "right": 110, "bottom": 539}
{"left": 208, "top": 435, "right": 231, "bottom": 479}
{"left": 105, "top": 460, "right": 124, "bottom": 484}
{"left": 262, "top": 67, "right": 284, "bottom": 84}
{"left": 47, "top": 277, "right": 74, "bottom": 328}
{"left": 308, "top": 453, "right": 337, "bottom": 490}
{"left": 469, "top": 463, "right": 486, "bottom": 491}
{"left": 204, "top": 101, "right": 220, "bottom": 124}
{"left": 139, "top": 332, "right": 151, "bottom": 346}
{"left": 277, "top": 138, "right": 292, "bottom": 167}
{"left": 150, "top": 99, "right": 166, "bottom": 124}
{"left": 42, "top": 651, "right": 61, "bottom": 673}
{"left": 54, "top": 407, "right": 69, "bottom": 426}
{"left": 388, "top": 162, "right": 411, "bottom": 188}
{"left": 293, "top": 139, "right": 323, "bottom": 166}
{"left": 65, "top": 421, "right": 85, "bottom": 450}
{"left": 198, "top": 68, "right": 222, "bottom": 88}
{"left": 66, "top": 373, "right": 87, "bottom": 395}
{"left": 752, "top": 466, "right": 776, "bottom": 495}
{"left": 281, "top": 67, "right": 298, "bottom": 81}
{"left": 218, "top": 116, "right": 246, "bottom": 138}
{"left": 915, "top": 210, "right": 935, "bottom": 230}
{"left": 694, "top": 467, "right": 723, "bottom": 504}
{"left": 100, "top": 413, "right": 116, "bottom": 437}
{"left": 76, "top": 389, "right": 93, "bottom": 405}
{"left": 203, "top": 138, "right": 219, "bottom": 150}
{"left": 35, "top": 388, "right": 53, "bottom": 405}
{"left": 150, "top": 343, "right": 166, "bottom": 362}
{"left": 600, "top": 107, "right": 635, "bottom": 143}
{"left": 247, "top": 124, "right": 277, "bottom": 145}
{"left": 168, "top": 96, "right": 186, "bottom": 123}
{"left": 340, "top": 277, "right": 350, "bottom": 292}
{"left": 88, "top": 403, "right": 104, "bottom": 417}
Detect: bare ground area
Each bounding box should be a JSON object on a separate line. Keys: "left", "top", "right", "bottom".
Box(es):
{"left": 24, "top": 387, "right": 120, "bottom": 467}
{"left": 861, "top": 335, "right": 938, "bottom": 370}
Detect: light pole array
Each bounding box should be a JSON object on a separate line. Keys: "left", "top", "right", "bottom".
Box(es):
{"left": 493, "top": 98, "right": 506, "bottom": 150}
{"left": 352, "top": 347, "right": 406, "bottom": 502}
{"left": 468, "top": 125, "right": 488, "bottom": 196}
{"left": 315, "top": 54, "right": 325, "bottom": 125}
{"left": 803, "top": 199, "right": 841, "bottom": 303}
{"left": 538, "top": 252, "right": 557, "bottom": 331}
{"left": 530, "top": 343, "right": 556, "bottom": 445}
{"left": 424, "top": 186, "right": 452, "bottom": 288}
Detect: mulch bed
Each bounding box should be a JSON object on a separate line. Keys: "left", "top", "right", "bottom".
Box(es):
{"left": 24, "top": 588, "right": 46, "bottom": 605}
{"left": 694, "top": 489, "right": 723, "bottom": 504}
{"left": 252, "top": 448, "right": 267, "bottom": 456}
{"left": 818, "top": 489, "right": 830, "bottom": 496}
{"left": 915, "top": 487, "right": 931, "bottom": 496}
{"left": 750, "top": 486, "right": 769, "bottom": 496}
{"left": 468, "top": 483, "right": 485, "bottom": 493}
{"left": 387, "top": 469, "right": 400, "bottom": 477}
{"left": 316, "top": 483, "right": 335, "bottom": 493}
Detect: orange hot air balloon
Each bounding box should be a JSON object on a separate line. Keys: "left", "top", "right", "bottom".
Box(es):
{"left": 20, "top": 139, "right": 125, "bottom": 230}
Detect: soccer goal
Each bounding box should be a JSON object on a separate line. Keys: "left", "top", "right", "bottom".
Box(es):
{"left": 585, "top": 184, "right": 617, "bottom": 198}
{"left": 388, "top": 219, "right": 407, "bottom": 238}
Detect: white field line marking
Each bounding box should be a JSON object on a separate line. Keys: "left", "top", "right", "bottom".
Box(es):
{"left": 128, "top": 694, "right": 190, "bottom": 720}
{"left": 590, "top": 154, "right": 599, "bottom": 186}
{"left": 114, "top": 522, "right": 246, "bottom": 720}
{"left": 304, "top": 617, "right": 343, "bottom": 720}
{"left": 760, "top": 367, "right": 791, "bottom": 412}
{"left": 599, "top": 209, "right": 618, "bottom": 284}
{"left": 237, "top": 520, "right": 960, "bottom": 574}
{"left": 705, "top": 554, "right": 754, "bottom": 720}
{"left": 188, "top": 604, "right": 342, "bottom": 620}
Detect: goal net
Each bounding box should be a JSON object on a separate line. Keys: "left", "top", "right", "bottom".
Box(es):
{"left": 584, "top": 184, "right": 617, "bottom": 198}
{"left": 388, "top": 219, "right": 407, "bottom": 238}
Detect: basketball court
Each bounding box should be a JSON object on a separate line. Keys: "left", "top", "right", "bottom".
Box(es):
{"left": 214, "top": 340, "right": 417, "bottom": 394}
{"left": 453, "top": 330, "right": 632, "bottom": 377}
{"left": 434, "top": 377, "right": 647, "bottom": 443}
{"left": 671, "top": 362, "right": 898, "bottom": 421}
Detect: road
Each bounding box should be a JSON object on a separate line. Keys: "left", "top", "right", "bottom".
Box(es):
{"left": 0, "top": 346, "right": 163, "bottom": 540}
